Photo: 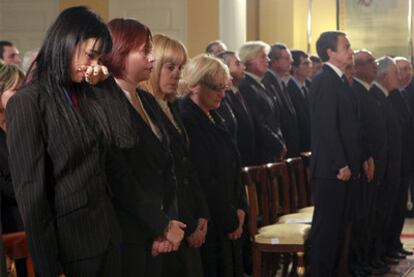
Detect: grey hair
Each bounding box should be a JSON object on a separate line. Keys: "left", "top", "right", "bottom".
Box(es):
{"left": 376, "top": 56, "right": 396, "bottom": 80}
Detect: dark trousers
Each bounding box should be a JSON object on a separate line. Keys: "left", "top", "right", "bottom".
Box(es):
{"left": 387, "top": 175, "right": 410, "bottom": 252}
{"left": 121, "top": 240, "right": 162, "bottom": 277}
{"left": 162, "top": 241, "right": 204, "bottom": 277}
{"left": 200, "top": 223, "right": 244, "bottom": 277}
{"left": 62, "top": 241, "right": 121, "bottom": 277}
{"left": 310, "top": 178, "right": 349, "bottom": 277}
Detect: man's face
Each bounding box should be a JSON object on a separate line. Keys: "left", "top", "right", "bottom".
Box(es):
{"left": 272, "top": 48, "right": 293, "bottom": 76}
{"left": 227, "top": 54, "right": 245, "bottom": 83}
{"left": 396, "top": 59, "right": 412, "bottom": 88}
{"left": 329, "top": 35, "right": 353, "bottom": 69}
{"left": 386, "top": 63, "right": 401, "bottom": 91}
{"left": 294, "top": 56, "right": 312, "bottom": 79}
{"left": 2, "top": 45, "right": 21, "bottom": 65}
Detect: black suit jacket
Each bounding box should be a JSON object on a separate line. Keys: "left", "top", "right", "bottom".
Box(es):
{"left": 309, "top": 65, "right": 361, "bottom": 178}
{"left": 6, "top": 79, "right": 127, "bottom": 277}
{"left": 361, "top": 84, "right": 389, "bottom": 183}
{"left": 388, "top": 90, "right": 413, "bottom": 177}
{"left": 159, "top": 100, "right": 209, "bottom": 235}
{"left": 216, "top": 96, "right": 238, "bottom": 142}
{"left": 222, "top": 90, "right": 256, "bottom": 166}
{"left": 239, "top": 74, "right": 284, "bottom": 164}
{"left": 288, "top": 78, "right": 311, "bottom": 152}
{"left": 104, "top": 87, "right": 178, "bottom": 244}
{"left": 262, "top": 72, "right": 300, "bottom": 158}
{"left": 178, "top": 96, "right": 247, "bottom": 233}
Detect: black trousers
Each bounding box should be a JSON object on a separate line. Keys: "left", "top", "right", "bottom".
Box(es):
{"left": 62, "top": 240, "right": 121, "bottom": 277}
{"left": 162, "top": 241, "right": 204, "bottom": 277}
{"left": 121, "top": 240, "right": 162, "bottom": 277}
{"left": 310, "top": 178, "right": 349, "bottom": 277}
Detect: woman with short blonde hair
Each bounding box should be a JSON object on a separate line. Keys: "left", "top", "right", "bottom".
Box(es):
{"left": 178, "top": 54, "right": 247, "bottom": 277}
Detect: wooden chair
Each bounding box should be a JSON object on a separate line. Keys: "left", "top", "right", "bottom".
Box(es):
{"left": 3, "top": 231, "right": 35, "bottom": 277}
{"left": 286, "top": 157, "right": 314, "bottom": 214}
{"left": 266, "top": 162, "right": 312, "bottom": 225}
{"left": 300, "top": 151, "right": 314, "bottom": 206}
{"left": 242, "top": 164, "right": 310, "bottom": 277}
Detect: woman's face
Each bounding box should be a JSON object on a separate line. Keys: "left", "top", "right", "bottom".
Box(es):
{"left": 71, "top": 38, "right": 103, "bottom": 83}
{"left": 124, "top": 42, "right": 155, "bottom": 85}
{"left": 1, "top": 74, "right": 22, "bottom": 110}
{"left": 159, "top": 61, "right": 183, "bottom": 96}
{"left": 190, "top": 77, "right": 227, "bottom": 113}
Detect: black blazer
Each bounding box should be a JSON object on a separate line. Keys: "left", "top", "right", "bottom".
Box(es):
{"left": 6, "top": 79, "right": 128, "bottom": 277}
{"left": 0, "top": 129, "right": 23, "bottom": 233}
{"left": 178, "top": 96, "right": 247, "bottom": 233}
{"left": 239, "top": 74, "right": 284, "bottom": 164}
{"left": 309, "top": 65, "right": 361, "bottom": 179}
{"left": 288, "top": 78, "right": 311, "bottom": 152}
{"left": 222, "top": 90, "right": 256, "bottom": 166}
{"left": 262, "top": 72, "right": 300, "bottom": 158}
{"left": 104, "top": 86, "right": 178, "bottom": 243}
{"left": 216, "top": 97, "right": 238, "bottom": 142}
{"left": 388, "top": 90, "right": 413, "bottom": 177}
{"left": 159, "top": 100, "right": 209, "bottom": 235}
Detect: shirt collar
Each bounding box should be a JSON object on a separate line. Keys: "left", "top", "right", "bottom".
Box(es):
{"left": 373, "top": 81, "right": 389, "bottom": 97}
{"left": 325, "top": 62, "right": 344, "bottom": 79}
{"left": 353, "top": 77, "right": 372, "bottom": 91}
{"left": 292, "top": 76, "right": 306, "bottom": 88}
{"left": 245, "top": 71, "right": 265, "bottom": 87}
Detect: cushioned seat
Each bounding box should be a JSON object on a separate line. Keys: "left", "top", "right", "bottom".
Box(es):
{"left": 277, "top": 212, "right": 313, "bottom": 224}
{"left": 256, "top": 223, "right": 310, "bottom": 244}
{"left": 298, "top": 206, "right": 314, "bottom": 214}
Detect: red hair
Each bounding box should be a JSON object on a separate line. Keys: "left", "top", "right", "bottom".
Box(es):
{"left": 103, "top": 18, "right": 152, "bottom": 78}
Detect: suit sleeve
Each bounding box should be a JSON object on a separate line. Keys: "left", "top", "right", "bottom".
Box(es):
{"left": 106, "top": 146, "right": 170, "bottom": 238}
{"left": 6, "top": 94, "right": 63, "bottom": 277}
{"left": 311, "top": 78, "right": 347, "bottom": 172}
{"left": 241, "top": 84, "right": 284, "bottom": 158}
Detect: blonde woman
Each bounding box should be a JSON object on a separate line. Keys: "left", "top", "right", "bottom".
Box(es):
{"left": 0, "top": 61, "right": 25, "bottom": 276}
{"left": 178, "top": 54, "right": 247, "bottom": 277}
{"left": 142, "top": 34, "right": 209, "bottom": 277}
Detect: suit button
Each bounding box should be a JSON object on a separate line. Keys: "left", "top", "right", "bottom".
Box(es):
{"left": 156, "top": 170, "right": 162, "bottom": 175}
{"left": 183, "top": 178, "right": 189, "bottom": 185}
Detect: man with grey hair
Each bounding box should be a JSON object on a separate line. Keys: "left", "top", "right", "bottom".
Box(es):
{"left": 263, "top": 43, "right": 300, "bottom": 158}
{"left": 238, "top": 41, "right": 285, "bottom": 164}
{"left": 387, "top": 57, "right": 414, "bottom": 258}
{"left": 369, "top": 56, "right": 403, "bottom": 270}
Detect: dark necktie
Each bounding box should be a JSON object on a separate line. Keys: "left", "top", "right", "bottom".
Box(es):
{"left": 282, "top": 81, "right": 295, "bottom": 114}
{"left": 235, "top": 90, "right": 247, "bottom": 111}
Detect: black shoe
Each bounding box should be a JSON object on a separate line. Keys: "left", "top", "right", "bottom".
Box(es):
{"left": 387, "top": 251, "right": 407, "bottom": 260}
{"left": 384, "top": 257, "right": 400, "bottom": 265}
{"left": 400, "top": 248, "right": 414, "bottom": 256}
{"left": 364, "top": 264, "right": 389, "bottom": 275}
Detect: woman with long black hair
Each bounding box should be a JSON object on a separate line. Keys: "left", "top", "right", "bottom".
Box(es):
{"left": 5, "top": 6, "right": 137, "bottom": 277}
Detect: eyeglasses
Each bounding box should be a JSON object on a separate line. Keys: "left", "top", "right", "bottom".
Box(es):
{"left": 200, "top": 81, "right": 229, "bottom": 91}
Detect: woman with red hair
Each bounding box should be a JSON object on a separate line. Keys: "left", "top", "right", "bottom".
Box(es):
{"left": 101, "top": 18, "right": 186, "bottom": 277}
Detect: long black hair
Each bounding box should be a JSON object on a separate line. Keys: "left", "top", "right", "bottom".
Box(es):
{"left": 30, "top": 6, "right": 112, "bottom": 91}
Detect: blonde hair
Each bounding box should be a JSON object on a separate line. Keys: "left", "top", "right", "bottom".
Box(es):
{"left": 0, "top": 62, "right": 24, "bottom": 93}
{"left": 239, "top": 41, "right": 270, "bottom": 65}
{"left": 140, "top": 34, "right": 188, "bottom": 99}
{"left": 178, "top": 54, "right": 230, "bottom": 96}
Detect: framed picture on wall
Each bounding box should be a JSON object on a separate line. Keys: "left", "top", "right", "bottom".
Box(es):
{"left": 337, "top": 0, "right": 412, "bottom": 58}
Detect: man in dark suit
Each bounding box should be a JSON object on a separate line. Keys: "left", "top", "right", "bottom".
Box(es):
{"left": 217, "top": 51, "right": 256, "bottom": 166}
{"left": 310, "top": 55, "right": 323, "bottom": 81}
{"left": 309, "top": 31, "right": 362, "bottom": 277}
{"left": 288, "top": 50, "right": 312, "bottom": 153}
{"left": 238, "top": 41, "right": 286, "bottom": 164}
{"left": 368, "top": 57, "right": 403, "bottom": 272}
{"left": 388, "top": 57, "right": 414, "bottom": 256}
{"left": 263, "top": 43, "right": 300, "bottom": 158}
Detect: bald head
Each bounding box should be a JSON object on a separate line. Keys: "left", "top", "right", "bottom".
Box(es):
{"left": 354, "top": 49, "right": 377, "bottom": 84}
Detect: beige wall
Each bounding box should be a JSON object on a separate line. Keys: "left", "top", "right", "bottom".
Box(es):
{"left": 246, "top": 0, "right": 259, "bottom": 41}
{"left": 59, "top": 0, "right": 109, "bottom": 21}
{"left": 187, "top": 0, "right": 219, "bottom": 57}
{"left": 257, "top": 0, "right": 337, "bottom": 54}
